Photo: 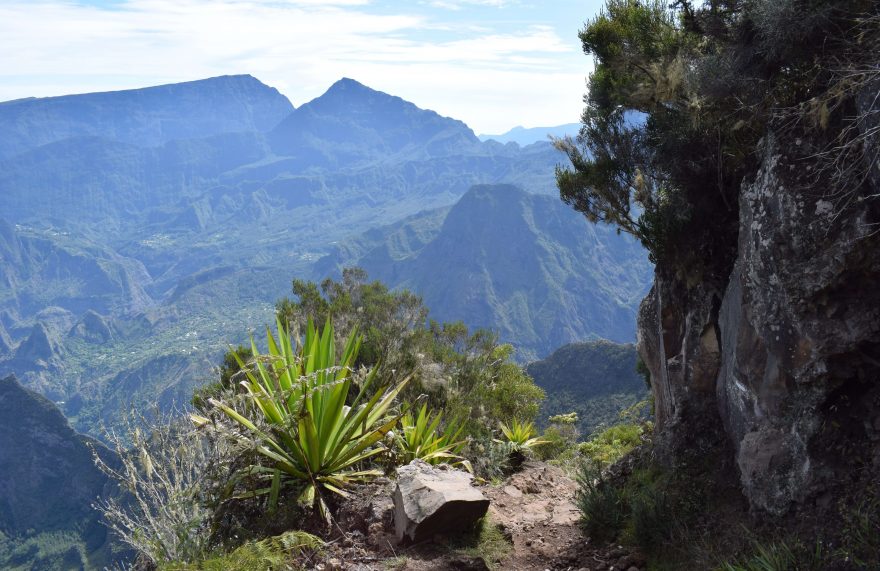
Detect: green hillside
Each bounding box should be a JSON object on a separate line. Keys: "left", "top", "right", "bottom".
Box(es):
{"left": 0, "top": 375, "right": 126, "bottom": 570}
{"left": 526, "top": 341, "right": 649, "bottom": 435}
{"left": 318, "top": 184, "right": 652, "bottom": 360}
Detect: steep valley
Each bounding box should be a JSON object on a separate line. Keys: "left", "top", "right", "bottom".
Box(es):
{"left": 0, "top": 75, "right": 650, "bottom": 437}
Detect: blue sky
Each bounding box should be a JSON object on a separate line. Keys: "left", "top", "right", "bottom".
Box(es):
{"left": 0, "top": 0, "right": 605, "bottom": 133}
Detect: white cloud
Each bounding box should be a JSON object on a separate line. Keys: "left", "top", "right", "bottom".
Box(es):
{"left": 426, "top": 0, "right": 514, "bottom": 8}
{"left": 0, "top": 0, "right": 591, "bottom": 132}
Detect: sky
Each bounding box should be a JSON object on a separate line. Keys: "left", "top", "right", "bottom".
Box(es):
{"left": 0, "top": 0, "right": 605, "bottom": 133}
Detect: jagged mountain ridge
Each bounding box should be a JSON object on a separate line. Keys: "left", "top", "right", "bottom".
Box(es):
{"left": 317, "top": 184, "right": 653, "bottom": 360}
{"left": 269, "top": 78, "right": 481, "bottom": 165}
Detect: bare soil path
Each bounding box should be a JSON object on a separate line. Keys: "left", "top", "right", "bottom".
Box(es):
{"left": 315, "top": 461, "right": 645, "bottom": 571}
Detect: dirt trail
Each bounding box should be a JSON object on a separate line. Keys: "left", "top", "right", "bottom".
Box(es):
{"left": 316, "top": 461, "right": 644, "bottom": 571}
{"left": 484, "top": 461, "right": 644, "bottom": 571}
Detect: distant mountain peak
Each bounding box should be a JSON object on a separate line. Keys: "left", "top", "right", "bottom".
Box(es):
{"left": 14, "top": 323, "right": 62, "bottom": 364}
{"left": 269, "top": 77, "right": 479, "bottom": 161}
{"left": 478, "top": 123, "right": 580, "bottom": 146}
{"left": 307, "top": 77, "right": 417, "bottom": 114}
{"left": 326, "top": 77, "right": 371, "bottom": 91}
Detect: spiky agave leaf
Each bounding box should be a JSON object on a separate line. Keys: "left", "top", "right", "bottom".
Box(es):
{"left": 211, "top": 319, "right": 409, "bottom": 520}
{"left": 395, "top": 403, "right": 470, "bottom": 470}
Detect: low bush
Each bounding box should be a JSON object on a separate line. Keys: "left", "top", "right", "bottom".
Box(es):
{"left": 393, "top": 403, "right": 469, "bottom": 471}
{"left": 159, "top": 531, "right": 323, "bottom": 571}
{"left": 575, "top": 460, "right": 627, "bottom": 543}
{"left": 93, "top": 410, "right": 229, "bottom": 566}
{"left": 578, "top": 422, "right": 645, "bottom": 467}
{"left": 202, "top": 318, "right": 409, "bottom": 522}
{"left": 495, "top": 419, "right": 547, "bottom": 468}
{"left": 718, "top": 540, "right": 827, "bottom": 571}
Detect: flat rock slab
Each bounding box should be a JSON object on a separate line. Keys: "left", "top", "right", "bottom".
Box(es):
{"left": 393, "top": 459, "right": 489, "bottom": 543}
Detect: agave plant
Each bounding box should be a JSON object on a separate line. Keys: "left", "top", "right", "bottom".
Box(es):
{"left": 197, "top": 318, "right": 409, "bottom": 520}
{"left": 395, "top": 403, "right": 471, "bottom": 471}
{"left": 496, "top": 419, "right": 547, "bottom": 467}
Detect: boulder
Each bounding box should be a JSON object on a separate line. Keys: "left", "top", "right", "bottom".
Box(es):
{"left": 393, "top": 460, "right": 489, "bottom": 543}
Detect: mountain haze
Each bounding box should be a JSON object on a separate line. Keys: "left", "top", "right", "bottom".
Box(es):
{"left": 0, "top": 76, "right": 649, "bottom": 438}
{"left": 0, "top": 75, "right": 293, "bottom": 160}
{"left": 479, "top": 123, "right": 580, "bottom": 146}
{"left": 0, "top": 76, "right": 578, "bottom": 434}
{"left": 318, "top": 184, "right": 652, "bottom": 360}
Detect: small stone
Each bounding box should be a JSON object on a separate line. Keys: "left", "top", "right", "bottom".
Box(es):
{"left": 503, "top": 485, "right": 522, "bottom": 498}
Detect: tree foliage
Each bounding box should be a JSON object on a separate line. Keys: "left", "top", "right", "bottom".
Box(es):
{"left": 557, "top": 0, "right": 880, "bottom": 272}
{"left": 275, "top": 268, "right": 544, "bottom": 438}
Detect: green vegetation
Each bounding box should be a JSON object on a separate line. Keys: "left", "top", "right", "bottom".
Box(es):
{"left": 205, "top": 319, "right": 409, "bottom": 520}
{"left": 576, "top": 463, "right": 688, "bottom": 557}
{"left": 393, "top": 403, "right": 470, "bottom": 470}
{"left": 99, "top": 267, "right": 551, "bottom": 568}
{"left": 557, "top": 0, "right": 879, "bottom": 271}
{"left": 718, "top": 541, "right": 827, "bottom": 571}
{"left": 576, "top": 402, "right": 651, "bottom": 468}
{"left": 273, "top": 269, "right": 545, "bottom": 478}
{"left": 536, "top": 412, "right": 580, "bottom": 461}
{"left": 496, "top": 419, "right": 547, "bottom": 467}
{"left": 94, "top": 410, "right": 223, "bottom": 566}
{"left": 159, "top": 531, "right": 322, "bottom": 571}
{"left": 526, "top": 341, "right": 649, "bottom": 436}
{"left": 449, "top": 516, "right": 513, "bottom": 570}
{"left": 716, "top": 494, "right": 880, "bottom": 571}
{"left": 570, "top": 403, "right": 661, "bottom": 547}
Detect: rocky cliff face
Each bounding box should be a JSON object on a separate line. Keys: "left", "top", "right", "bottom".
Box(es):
{"left": 638, "top": 135, "right": 880, "bottom": 515}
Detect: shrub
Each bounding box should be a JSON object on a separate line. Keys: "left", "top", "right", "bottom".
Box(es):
{"left": 843, "top": 495, "right": 880, "bottom": 568}
{"left": 575, "top": 460, "right": 627, "bottom": 543}
{"left": 496, "top": 419, "right": 547, "bottom": 468}
{"left": 274, "top": 270, "right": 545, "bottom": 446}
{"left": 160, "top": 530, "right": 323, "bottom": 571}
{"left": 535, "top": 413, "right": 579, "bottom": 461}
{"left": 625, "top": 473, "right": 672, "bottom": 553}
{"left": 578, "top": 422, "right": 645, "bottom": 467}
{"left": 394, "top": 403, "right": 470, "bottom": 471}
{"left": 718, "top": 540, "right": 827, "bottom": 571}
{"left": 93, "top": 410, "right": 229, "bottom": 566}
{"left": 201, "top": 318, "right": 409, "bottom": 521}
{"left": 468, "top": 436, "right": 512, "bottom": 481}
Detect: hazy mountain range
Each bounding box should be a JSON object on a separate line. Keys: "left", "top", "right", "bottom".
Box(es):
{"left": 478, "top": 123, "right": 581, "bottom": 146}
{"left": 0, "top": 75, "right": 650, "bottom": 436}
{"left": 318, "top": 184, "right": 650, "bottom": 360}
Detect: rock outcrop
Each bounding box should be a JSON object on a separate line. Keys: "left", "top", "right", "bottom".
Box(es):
{"left": 69, "top": 310, "right": 115, "bottom": 343}
{"left": 638, "top": 134, "right": 880, "bottom": 515}
{"left": 393, "top": 460, "right": 489, "bottom": 543}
